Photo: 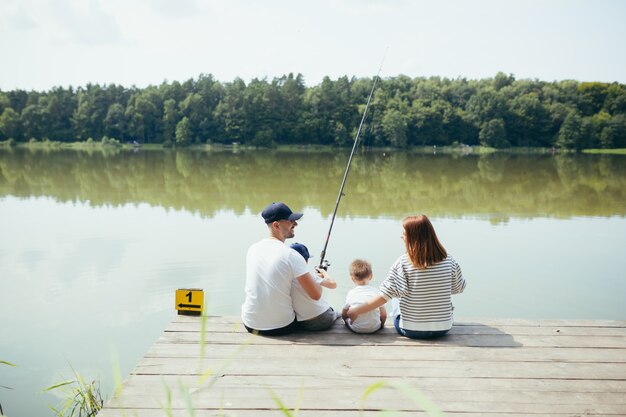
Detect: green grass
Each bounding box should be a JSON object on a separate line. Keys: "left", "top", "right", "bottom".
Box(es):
{"left": 44, "top": 366, "right": 103, "bottom": 417}
{"left": 1, "top": 360, "right": 17, "bottom": 416}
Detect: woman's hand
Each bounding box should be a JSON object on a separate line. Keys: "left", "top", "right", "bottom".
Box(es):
{"left": 341, "top": 304, "right": 350, "bottom": 321}
{"left": 343, "top": 295, "right": 387, "bottom": 324}
{"left": 342, "top": 303, "right": 360, "bottom": 324}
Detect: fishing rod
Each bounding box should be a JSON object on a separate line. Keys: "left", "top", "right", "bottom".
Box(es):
{"left": 318, "top": 55, "right": 386, "bottom": 270}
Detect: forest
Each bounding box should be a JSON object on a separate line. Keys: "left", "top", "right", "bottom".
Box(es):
{"left": 1, "top": 72, "right": 625, "bottom": 149}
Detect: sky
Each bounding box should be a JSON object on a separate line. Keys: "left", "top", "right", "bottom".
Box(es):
{"left": 1, "top": 0, "right": 625, "bottom": 91}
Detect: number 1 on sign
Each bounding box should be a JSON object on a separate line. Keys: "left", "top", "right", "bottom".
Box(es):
{"left": 175, "top": 288, "right": 204, "bottom": 314}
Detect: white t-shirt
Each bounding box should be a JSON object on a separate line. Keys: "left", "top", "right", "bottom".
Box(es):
{"left": 241, "top": 238, "right": 309, "bottom": 330}
{"left": 291, "top": 271, "right": 330, "bottom": 321}
{"left": 345, "top": 285, "right": 382, "bottom": 333}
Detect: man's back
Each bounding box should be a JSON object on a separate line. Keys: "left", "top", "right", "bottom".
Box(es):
{"left": 242, "top": 238, "right": 308, "bottom": 330}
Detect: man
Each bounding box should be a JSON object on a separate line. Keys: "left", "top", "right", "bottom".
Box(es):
{"left": 241, "top": 202, "right": 326, "bottom": 335}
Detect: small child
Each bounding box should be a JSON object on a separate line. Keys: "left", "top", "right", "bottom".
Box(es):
{"left": 342, "top": 259, "right": 387, "bottom": 333}
{"left": 290, "top": 243, "right": 336, "bottom": 289}
{"left": 289, "top": 242, "right": 339, "bottom": 331}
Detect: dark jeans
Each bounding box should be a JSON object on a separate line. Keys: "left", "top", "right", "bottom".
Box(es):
{"left": 297, "top": 307, "right": 338, "bottom": 331}
{"left": 244, "top": 318, "right": 298, "bottom": 336}
{"left": 394, "top": 315, "right": 449, "bottom": 339}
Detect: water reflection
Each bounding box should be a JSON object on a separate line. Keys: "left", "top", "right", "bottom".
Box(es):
{"left": 1, "top": 148, "right": 625, "bottom": 220}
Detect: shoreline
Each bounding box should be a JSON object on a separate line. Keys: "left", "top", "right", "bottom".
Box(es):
{"left": 2, "top": 139, "right": 625, "bottom": 155}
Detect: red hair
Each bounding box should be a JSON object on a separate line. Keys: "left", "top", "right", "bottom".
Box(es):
{"left": 403, "top": 215, "right": 447, "bottom": 269}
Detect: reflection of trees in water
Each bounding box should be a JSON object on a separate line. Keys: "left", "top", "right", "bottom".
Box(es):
{"left": 0, "top": 148, "right": 625, "bottom": 220}
{"left": 478, "top": 153, "right": 509, "bottom": 183}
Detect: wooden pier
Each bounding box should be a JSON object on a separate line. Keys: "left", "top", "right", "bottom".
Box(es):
{"left": 98, "top": 315, "right": 626, "bottom": 416}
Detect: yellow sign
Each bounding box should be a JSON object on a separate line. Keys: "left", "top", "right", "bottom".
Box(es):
{"left": 175, "top": 288, "right": 204, "bottom": 315}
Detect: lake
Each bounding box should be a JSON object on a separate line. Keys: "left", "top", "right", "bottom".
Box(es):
{"left": 1, "top": 147, "right": 625, "bottom": 416}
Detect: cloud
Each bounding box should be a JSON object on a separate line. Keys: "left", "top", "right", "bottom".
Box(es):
{"left": 4, "top": 6, "right": 39, "bottom": 32}
{"left": 48, "top": 0, "right": 123, "bottom": 45}
{"left": 148, "top": 0, "right": 203, "bottom": 19}
{"left": 0, "top": 0, "right": 123, "bottom": 45}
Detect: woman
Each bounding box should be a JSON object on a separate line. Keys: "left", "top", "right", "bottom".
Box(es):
{"left": 343, "top": 214, "right": 466, "bottom": 339}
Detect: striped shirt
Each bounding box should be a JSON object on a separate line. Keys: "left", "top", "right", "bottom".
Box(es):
{"left": 379, "top": 254, "right": 466, "bottom": 331}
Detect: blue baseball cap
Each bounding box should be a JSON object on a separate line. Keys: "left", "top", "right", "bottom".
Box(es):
{"left": 290, "top": 243, "right": 312, "bottom": 260}
{"left": 261, "top": 202, "right": 303, "bottom": 224}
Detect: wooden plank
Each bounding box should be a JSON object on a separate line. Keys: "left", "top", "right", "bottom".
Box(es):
{"left": 126, "top": 373, "right": 626, "bottom": 392}
{"left": 168, "top": 322, "right": 626, "bottom": 337}
{"left": 157, "top": 330, "right": 626, "bottom": 349}
{"left": 132, "top": 356, "right": 626, "bottom": 380}
{"left": 166, "top": 320, "right": 626, "bottom": 336}
{"left": 170, "top": 315, "right": 626, "bottom": 328}
{"left": 105, "top": 378, "right": 626, "bottom": 414}
{"left": 145, "top": 343, "right": 626, "bottom": 363}
{"left": 98, "top": 410, "right": 609, "bottom": 417}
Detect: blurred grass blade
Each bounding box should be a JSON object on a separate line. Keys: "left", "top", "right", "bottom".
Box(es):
{"left": 200, "top": 313, "right": 208, "bottom": 359}
{"left": 198, "top": 333, "right": 256, "bottom": 387}
{"left": 294, "top": 382, "right": 303, "bottom": 416}
{"left": 43, "top": 380, "right": 75, "bottom": 392}
{"left": 178, "top": 380, "right": 195, "bottom": 417}
{"left": 267, "top": 388, "right": 295, "bottom": 417}
{"left": 110, "top": 345, "right": 123, "bottom": 397}
{"left": 360, "top": 380, "right": 445, "bottom": 417}
{"left": 388, "top": 380, "right": 445, "bottom": 417}
{"left": 160, "top": 380, "right": 173, "bottom": 417}
{"left": 360, "top": 380, "right": 387, "bottom": 413}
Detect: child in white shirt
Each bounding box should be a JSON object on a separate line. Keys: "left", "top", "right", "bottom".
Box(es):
{"left": 290, "top": 243, "right": 339, "bottom": 331}
{"left": 342, "top": 259, "right": 387, "bottom": 333}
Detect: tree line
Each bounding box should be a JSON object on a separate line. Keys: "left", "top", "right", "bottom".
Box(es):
{"left": 1, "top": 72, "right": 625, "bottom": 149}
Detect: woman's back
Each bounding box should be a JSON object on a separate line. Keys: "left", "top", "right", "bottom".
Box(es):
{"left": 380, "top": 253, "right": 465, "bottom": 332}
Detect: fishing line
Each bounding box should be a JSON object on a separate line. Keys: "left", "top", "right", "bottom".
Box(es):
{"left": 318, "top": 50, "right": 387, "bottom": 270}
